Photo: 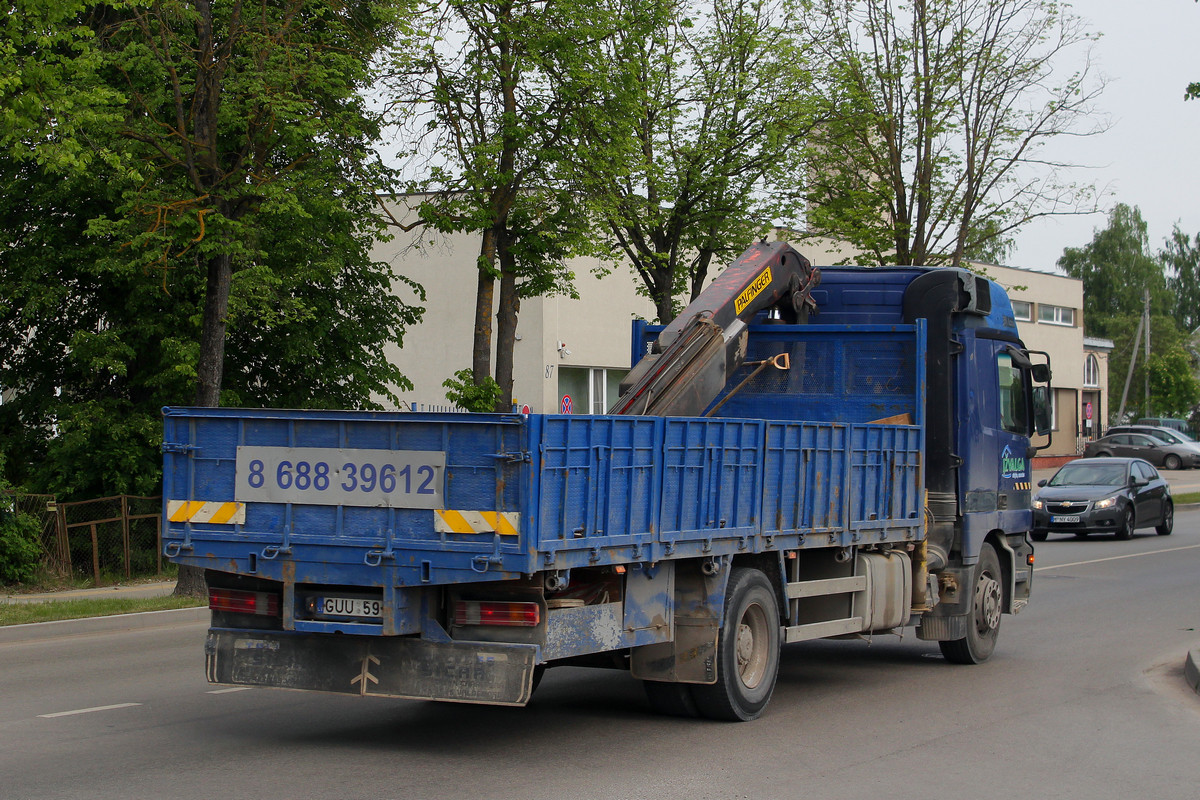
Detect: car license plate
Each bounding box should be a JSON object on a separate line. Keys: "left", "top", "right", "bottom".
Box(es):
{"left": 1052, "top": 515, "right": 1081, "bottom": 523}
{"left": 312, "top": 596, "right": 383, "bottom": 619}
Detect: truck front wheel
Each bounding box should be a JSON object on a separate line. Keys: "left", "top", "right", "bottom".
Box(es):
{"left": 691, "top": 568, "right": 781, "bottom": 721}
{"left": 939, "top": 542, "right": 1002, "bottom": 665}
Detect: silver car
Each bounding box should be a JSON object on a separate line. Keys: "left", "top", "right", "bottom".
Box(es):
{"left": 1082, "top": 432, "right": 1200, "bottom": 470}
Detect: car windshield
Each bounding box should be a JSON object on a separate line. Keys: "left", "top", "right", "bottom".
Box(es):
{"left": 1049, "top": 463, "right": 1128, "bottom": 487}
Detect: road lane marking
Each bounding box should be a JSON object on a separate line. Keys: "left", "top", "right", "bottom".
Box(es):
{"left": 38, "top": 703, "right": 141, "bottom": 718}
{"left": 1035, "top": 543, "right": 1200, "bottom": 573}
{"left": 206, "top": 687, "right": 252, "bottom": 694}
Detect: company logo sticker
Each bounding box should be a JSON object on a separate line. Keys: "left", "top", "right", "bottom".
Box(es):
{"left": 1001, "top": 444, "right": 1027, "bottom": 480}
{"left": 734, "top": 267, "right": 773, "bottom": 315}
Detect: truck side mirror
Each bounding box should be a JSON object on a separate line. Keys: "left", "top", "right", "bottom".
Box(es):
{"left": 1031, "top": 363, "right": 1051, "bottom": 383}
{"left": 1032, "top": 386, "right": 1052, "bottom": 436}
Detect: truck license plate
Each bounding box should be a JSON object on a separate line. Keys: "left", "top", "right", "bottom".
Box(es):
{"left": 1051, "top": 515, "right": 1081, "bottom": 523}
{"left": 312, "top": 596, "right": 383, "bottom": 619}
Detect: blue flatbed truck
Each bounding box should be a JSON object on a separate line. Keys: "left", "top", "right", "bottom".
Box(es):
{"left": 163, "top": 243, "right": 1051, "bottom": 721}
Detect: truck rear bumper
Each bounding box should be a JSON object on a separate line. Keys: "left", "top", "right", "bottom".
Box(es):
{"left": 205, "top": 629, "right": 539, "bottom": 706}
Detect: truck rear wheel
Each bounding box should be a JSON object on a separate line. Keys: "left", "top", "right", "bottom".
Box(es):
{"left": 691, "top": 568, "right": 781, "bottom": 721}
{"left": 939, "top": 542, "right": 1002, "bottom": 665}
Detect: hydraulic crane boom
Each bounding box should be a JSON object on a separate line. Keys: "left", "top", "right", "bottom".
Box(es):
{"left": 609, "top": 241, "right": 820, "bottom": 417}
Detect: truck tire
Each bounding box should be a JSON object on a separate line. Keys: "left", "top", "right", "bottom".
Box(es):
{"left": 939, "top": 542, "right": 1002, "bottom": 665}
{"left": 690, "top": 568, "right": 781, "bottom": 721}
{"left": 643, "top": 681, "right": 699, "bottom": 717}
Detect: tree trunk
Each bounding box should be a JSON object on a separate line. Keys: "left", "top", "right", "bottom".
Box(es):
{"left": 193, "top": 251, "right": 233, "bottom": 406}
{"left": 494, "top": 260, "right": 520, "bottom": 410}
{"left": 176, "top": 249, "right": 233, "bottom": 597}
{"left": 473, "top": 229, "right": 498, "bottom": 385}
{"left": 653, "top": 264, "right": 676, "bottom": 324}
{"left": 690, "top": 248, "right": 715, "bottom": 301}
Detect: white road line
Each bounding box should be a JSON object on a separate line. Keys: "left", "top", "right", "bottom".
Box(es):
{"left": 38, "top": 703, "right": 142, "bottom": 719}
{"left": 1035, "top": 543, "right": 1200, "bottom": 572}
{"left": 206, "top": 687, "right": 252, "bottom": 694}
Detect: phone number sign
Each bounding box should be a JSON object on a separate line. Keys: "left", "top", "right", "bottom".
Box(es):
{"left": 235, "top": 446, "right": 445, "bottom": 509}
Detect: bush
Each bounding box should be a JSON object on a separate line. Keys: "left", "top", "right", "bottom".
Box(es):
{"left": 0, "top": 496, "right": 43, "bottom": 584}
{"left": 443, "top": 368, "right": 503, "bottom": 413}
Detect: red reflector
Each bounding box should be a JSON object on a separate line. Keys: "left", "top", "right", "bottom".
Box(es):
{"left": 454, "top": 601, "right": 540, "bottom": 627}
{"left": 209, "top": 588, "right": 281, "bottom": 617}
{"left": 1027, "top": 554, "right": 1035, "bottom": 566}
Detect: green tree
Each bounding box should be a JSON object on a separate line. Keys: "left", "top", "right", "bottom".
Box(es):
{"left": 85, "top": 0, "right": 412, "bottom": 408}
{"left": 386, "top": 0, "right": 613, "bottom": 406}
{"left": 1147, "top": 351, "right": 1200, "bottom": 419}
{"left": 570, "top": 0, "right": 816, "bottom": 323}
{"left": 0, "top": 133, "right": 422, "bottom": 502}
{"left": 798, "top": 0, "right": 1105, "bottom": 266}
{"left": 1090, "top": 314, "right": 1195, "bottom": 424}
{"left": 1056, "top": 204, "right": 1194, "bottom": 423}
{"left": 1058, "top": 204, "right": 1171, "bottom": 319}
{"left": 0, "top": 0, "right": 122, "bottom": 170}
{"left": 1, "top": 1, "right": 426, "bottom": 593}
{"left": 1162, "top": 225, "right": 1200, "bottom": 333}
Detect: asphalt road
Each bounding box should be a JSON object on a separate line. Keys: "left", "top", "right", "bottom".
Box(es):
{"left": 2, "top": 516, "right": 1199, "bottom": 800}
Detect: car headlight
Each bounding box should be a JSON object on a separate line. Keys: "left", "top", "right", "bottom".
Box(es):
{"left": 1093, "top": 496, "right": 1118, "bottom": 510}
{"left": 1032, "top": 499, "right": 1043, "bottom": 510}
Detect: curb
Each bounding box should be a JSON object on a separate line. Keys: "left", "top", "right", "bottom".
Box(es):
{"left": 1187, "top": 649, "right": 1200, "bottom": 696}
{"left": 0, "top": 606, "right": 209, "bottom": 645}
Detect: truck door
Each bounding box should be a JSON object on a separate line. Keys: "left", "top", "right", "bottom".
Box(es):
{"left": 956, "top": 336, "right": 1034, "bottom": 557}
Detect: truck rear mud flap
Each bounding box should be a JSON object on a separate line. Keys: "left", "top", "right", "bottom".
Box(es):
{"left": 205, "top": 629, "right": 539, "bottom": 706}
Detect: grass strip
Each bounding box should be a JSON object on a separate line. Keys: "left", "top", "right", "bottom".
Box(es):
{"left": 0, "top": 596, "right": 205, "bottom": 627}
{"left": 1174, "top": 491, "right": 1200, "bottom": 506}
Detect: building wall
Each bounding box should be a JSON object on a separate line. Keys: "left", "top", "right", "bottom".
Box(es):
{"left": 371, "top": 199, "right": 656, "bottom": 413}
{"left": 978, "top": 263, "right": 1098, "bottom": 457}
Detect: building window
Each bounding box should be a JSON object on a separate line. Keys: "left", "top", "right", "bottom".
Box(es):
{"left": 1012, "top": 300, "right": 1032, "bottom": 322}
{"left": 1084, "top": 354, "right": 1099, "bottom": 388}
{"left": 559, "top": 367, "right": 626, "bottom": 414}
{"left": 1038, "top": 304, "right": 1075, "bottom": 326}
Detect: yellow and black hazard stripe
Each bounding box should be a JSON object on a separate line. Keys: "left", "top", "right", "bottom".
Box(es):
{"left": 167, "top": 500, "right": 246, "bottom": 525}
{"left": 434, "top": 510, "right": 520, "bottom": 537}
{"left": 1011, "top": 481, "right": 1031, "bottom": 491}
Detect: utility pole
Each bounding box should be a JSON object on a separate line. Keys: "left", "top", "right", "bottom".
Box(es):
{"left": 1117, "top": 312, "right": 1143, "bottom": 421}
{"left": 1117, "top": 288, "right": 1152, "bottom": 422}
{"left": 1143, "top": 288, "right": 1151, "bottom": 416}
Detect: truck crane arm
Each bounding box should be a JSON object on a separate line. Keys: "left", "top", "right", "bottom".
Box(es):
{"left": 609, "top": 241, "right": 819, "bottom": 417}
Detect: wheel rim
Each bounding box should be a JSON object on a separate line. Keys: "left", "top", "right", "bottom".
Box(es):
{"left": 1163, "top": 505, "right": 1173, "bottom": 530}
{"left": 974, "top": 571, "right": 1002, "bottom": 634}
{"left": 734, "top": 602, "right": 770, "bottom": 690}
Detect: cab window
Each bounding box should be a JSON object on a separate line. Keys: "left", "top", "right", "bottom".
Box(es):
{"left": 997, "top": 353, "right": 1027, "bottom": 434}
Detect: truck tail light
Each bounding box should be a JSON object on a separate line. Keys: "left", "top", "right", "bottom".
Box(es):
{"left": 454, "top": 600, "right": 540, "bottom": 627}
{"left": 209, "top": 587, "right": 281, "bottom": 617}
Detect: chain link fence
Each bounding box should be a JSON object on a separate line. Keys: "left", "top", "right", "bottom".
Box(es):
{"left": 4, "top": 493, "right": 167, "bottom": 586}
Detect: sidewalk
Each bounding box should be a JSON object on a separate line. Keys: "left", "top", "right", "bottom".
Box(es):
{"left": 0, "top": 580, "right": 177, "bottom": 605}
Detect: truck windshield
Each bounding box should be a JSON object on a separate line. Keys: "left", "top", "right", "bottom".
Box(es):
{"left": 997, "top": 353, "right": 1027, "bottom": 434}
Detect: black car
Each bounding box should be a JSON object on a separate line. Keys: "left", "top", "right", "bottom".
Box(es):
{"left": 1032, "top": 457, "right": 1173, "bottom": 541}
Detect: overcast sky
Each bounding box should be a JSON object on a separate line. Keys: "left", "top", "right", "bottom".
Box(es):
{"left": 1009, "top": 1, "right": 1200, "bottom": 273}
